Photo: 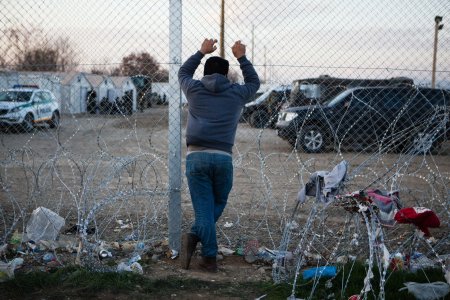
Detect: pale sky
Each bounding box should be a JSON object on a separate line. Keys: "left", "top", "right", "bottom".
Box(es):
{"left": 1, "top": 0, "right": 449, "bottom": 87}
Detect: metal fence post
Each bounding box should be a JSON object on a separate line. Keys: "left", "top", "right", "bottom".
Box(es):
{"left": 168, "top": 0, "right": 182, "bottom": 252}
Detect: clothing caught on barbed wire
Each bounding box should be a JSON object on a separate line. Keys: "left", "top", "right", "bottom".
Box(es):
{"left": 297, "top": 160, "right": 348, "bottom": 204}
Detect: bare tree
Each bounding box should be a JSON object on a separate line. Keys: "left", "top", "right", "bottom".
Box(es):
{"left": 1, "top": 26, "right": 78, "bottom": 72}
{"left": 19, "top": 48, "right": 58, "bottom": 71}
{"left": 90, "top": 68, "right": 107, "bottom": 75}
{"left": 110, "top": 67, "right": 121, "bottom": 76}
{"left": 53, "top": 37, "right": 78, "bottom": 72}
{"left": 91, "top": 58, "right": 113, "bottom": 75}
{"left": 0, "top": 26, "right": 37, "bottom": 68}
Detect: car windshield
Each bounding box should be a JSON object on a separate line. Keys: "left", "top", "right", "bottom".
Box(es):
{"left": 0, "top": 91, "right": 33, "bottom": 102}
{"left": 326, "top": 90, "right": 353, "bottom": 107}
{"left": 247, "top": 85, "right": 291, "bottom": 106}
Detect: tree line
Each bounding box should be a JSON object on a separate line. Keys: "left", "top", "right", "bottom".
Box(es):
{"left": 1, "top": 26, "right": 169, "bottom": 82}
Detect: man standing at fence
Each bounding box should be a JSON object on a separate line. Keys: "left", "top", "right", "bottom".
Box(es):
{"left": 178, "top": 38, "right": 260, "bottom": 272}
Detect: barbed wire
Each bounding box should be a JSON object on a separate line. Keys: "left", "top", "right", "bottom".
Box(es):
{"left": 1, "top": 1, "right": 449, "bottom": 298}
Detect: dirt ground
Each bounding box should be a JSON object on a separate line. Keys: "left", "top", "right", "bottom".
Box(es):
{"left": 0, "top": 105, "right": 449, "bottom": 298}
{"left": 0, "top": 106, "right": 281, "bottom": 298}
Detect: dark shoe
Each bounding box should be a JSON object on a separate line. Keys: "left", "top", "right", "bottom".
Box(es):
{"left": 199, "top": 256, "right": 218, "bottom": 273}
{"left": 180, "top": 233, "right": 199, "bottom": 269}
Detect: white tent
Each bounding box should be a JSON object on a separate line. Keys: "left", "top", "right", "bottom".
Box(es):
{"left": 60, "top": 72, "right": 92, "bottom": 114}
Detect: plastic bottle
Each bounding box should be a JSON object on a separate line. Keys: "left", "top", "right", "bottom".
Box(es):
{"left": 43, "top": 252, "right": 55, "bottom": 263}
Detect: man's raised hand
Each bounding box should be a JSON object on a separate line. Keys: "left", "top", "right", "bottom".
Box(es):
{"left": 232, "top": 40, "right": 246, "bottom": 59}
{"left": 200, "top": 38, "right": 218, "bottom": 55}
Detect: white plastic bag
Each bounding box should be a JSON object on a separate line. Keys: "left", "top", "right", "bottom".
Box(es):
{"left": 399, "top": 281, "right": 450, "bottom": 300}
{"left": 0, "top": 258, "right": 24, "bottom": 282}
{"left": 26, "top": 207, "right": 65, "bottom": 242}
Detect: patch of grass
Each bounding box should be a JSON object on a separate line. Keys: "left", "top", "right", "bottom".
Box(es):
{"left": 0, "top": 263, "right": 448, "bottom": 299}
{"left": 0, "top": 266, "right": 268, "bottom": 299}
{"left": 259, "top": 261, "right": 450, "bottom": 300}
{"left": 0, "top": 266, "right": 150, "bottom": 298}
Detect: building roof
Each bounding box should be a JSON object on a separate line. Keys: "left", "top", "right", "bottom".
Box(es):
{"left": 57, "top": 71, "right": 82, "bottom": 85}
{"left": 110, "top": 76, "right": 131, "bottom": 88}
{"left": 83, "top": 73, "right": 108, "bottom": 87}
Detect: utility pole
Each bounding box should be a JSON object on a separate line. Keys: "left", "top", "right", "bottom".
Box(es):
{"left": 432, "top": 16, "right": 444, "bottom": 88}
{"left": 264, "top": 46, "right": 267, "bottom": 83}
{"left": 220, "top": 0, "right": 225, "bottom": 58}
{"left": 251, "top": 24, "right": 255, "bottom": 64}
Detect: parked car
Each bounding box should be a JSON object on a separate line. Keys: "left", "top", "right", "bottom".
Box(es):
{"left": 415, "top": 87, "right": 450, "bottom": 139}
{"left": 276, "top": 86, "right": 449, "bottom": 153}
{"left": 0, "top": 85, "right": 60, "bottom": 132}
{"left": 287, "top": 75, "right": 414, "bottom": 107}
{"left": 241, "top": 85, "right": 291, "bottom": 128}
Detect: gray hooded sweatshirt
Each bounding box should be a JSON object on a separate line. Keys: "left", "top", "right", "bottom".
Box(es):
{"left": 178, "top": 51, "right": 260, "bottom": 153}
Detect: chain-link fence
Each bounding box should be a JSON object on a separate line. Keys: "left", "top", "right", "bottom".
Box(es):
{"left": 1, "top": 0, "right": 449, "bottom": 298}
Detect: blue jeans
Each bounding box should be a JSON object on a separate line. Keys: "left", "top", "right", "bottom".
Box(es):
{"left": 185, "top": 152, "right": 233, "bottom": 257}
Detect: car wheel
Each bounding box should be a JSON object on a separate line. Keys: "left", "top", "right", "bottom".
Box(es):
{"left": 249, "top": 110, "right": 270, "bottom": 128}
{"left": 240, "top": 110, "right": 252, "bottom": 125}
{"left": 21, "top": 113, "right": 35, "bottom": 133}
{"left": 49, "top": 112, "right": 60, "bottom": 129}
{"left": 296, "top": 125, "right": 327, "bottom": 153}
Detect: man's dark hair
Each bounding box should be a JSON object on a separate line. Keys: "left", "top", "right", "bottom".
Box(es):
{"left": 204, "top": 56, "right": 229, "bottom": 76}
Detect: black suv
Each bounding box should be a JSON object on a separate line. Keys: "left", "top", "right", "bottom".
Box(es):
{"left": 276, "top": 86, "right": 449, "bottom": 153}
{"left": 241, "top": 85, "right": 291, "bottom": 128}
